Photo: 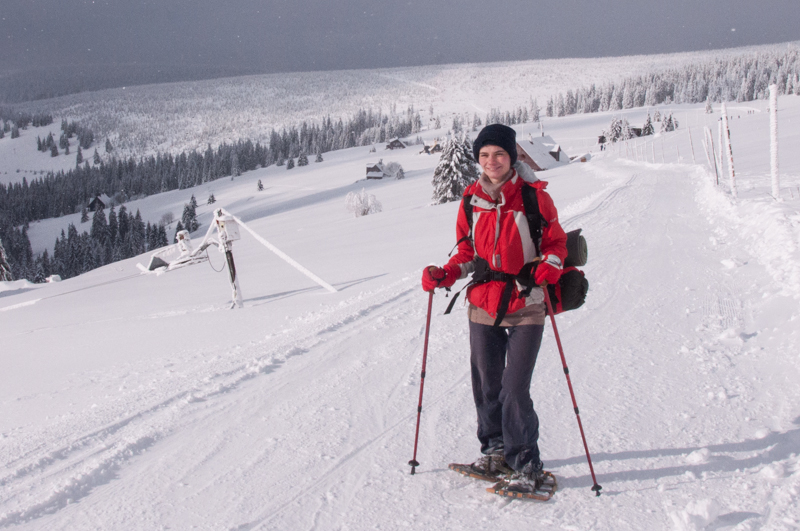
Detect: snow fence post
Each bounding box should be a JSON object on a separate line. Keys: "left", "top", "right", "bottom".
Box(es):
{"left": 717, "top": 119, "right": 724, "bottom": 184}
{"left": 703, "top": 126, "right": 720, "bottom": 185}
{"left": 769, "top": 84, "right": 780, "bottom": 200}
{"left": 720, "top": 102, "right": 738, "bottom": 199}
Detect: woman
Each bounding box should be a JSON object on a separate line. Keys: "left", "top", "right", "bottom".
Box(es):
{"left": 421, "top": 123, "right": 567, "bottom": 493}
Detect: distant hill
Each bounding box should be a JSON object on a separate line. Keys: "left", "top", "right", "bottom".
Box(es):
{"left": 0, "top": 64, "right": 262, "bottom": 104}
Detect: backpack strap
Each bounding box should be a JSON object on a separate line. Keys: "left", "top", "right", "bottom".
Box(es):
{"left": 448, "top": 194, "right": 474, "bottom": 257}
{"left": 520, "top": 185, "right": 544, "bottom": 257}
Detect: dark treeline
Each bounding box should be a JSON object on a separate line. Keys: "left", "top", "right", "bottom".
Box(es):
{"left": 1, "top": 140, "right": 269, "bottom": 226}
{"left": 0, "top": 106, "right": 419, "bottom": 282}
{"left": 0, "top": 107, "right": 53, "bottom": 128}
{"left": 2, "top": 107, "right": 419, "bottom": 226}
{"left": 268, "top": 106, "right": 419, "bottom": 161}
{"left": 0, "top": 205, "right": 168, "bottom": 283}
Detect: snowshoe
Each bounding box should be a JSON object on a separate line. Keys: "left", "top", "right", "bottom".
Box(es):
{"left": 449, "top": 454, "right": 514, "bottom": 482}
{"left": 487, "top": 467, "right": 557, "bottom": 501}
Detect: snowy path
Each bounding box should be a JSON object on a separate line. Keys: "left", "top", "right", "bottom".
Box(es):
{"left": 2, "top": 158, "right": 800, "bottom": 530}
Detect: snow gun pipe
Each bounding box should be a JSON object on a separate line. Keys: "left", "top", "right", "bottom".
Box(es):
{"left": 221, "top": 209, "right": 337, "bottom": 293}
{"left": 542, "top": 286, "right": 603, "bottom": 497}
{"left": 409, "top": 290, "right": 434, "bottom": 475}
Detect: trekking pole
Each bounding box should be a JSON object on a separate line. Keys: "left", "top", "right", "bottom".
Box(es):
{"left": 409, "top": 290, "right": 434, "bottom": 475}
{"left": 542, "top": 286, "right": 603, "bottom": 496}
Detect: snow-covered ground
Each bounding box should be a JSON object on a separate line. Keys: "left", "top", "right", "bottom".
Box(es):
{"left": 2, "top": 95, "right": 800, "bottom": 530}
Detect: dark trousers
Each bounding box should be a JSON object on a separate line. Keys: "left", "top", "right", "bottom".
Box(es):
{"left": 469, "top": 321, "right": 544, "bottom": 472}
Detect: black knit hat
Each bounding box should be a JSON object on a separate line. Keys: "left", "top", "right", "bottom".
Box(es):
{"left": 473, "top": 124, "right": 517, "bottom": 166}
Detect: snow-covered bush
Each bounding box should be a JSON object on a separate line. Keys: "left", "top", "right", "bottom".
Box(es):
{"left": 345, "top": 189, "right": 382, "bottom": 217}
{"left": 383, "top": 161, "right": 405, "bottom": 179}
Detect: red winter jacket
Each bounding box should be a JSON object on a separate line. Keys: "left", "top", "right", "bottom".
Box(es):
{"left": 446, "top": 171, "right": 567, "bottom": 320}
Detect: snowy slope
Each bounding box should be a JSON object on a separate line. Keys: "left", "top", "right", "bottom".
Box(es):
{"left": 2, "top": 98, "right": 800, "bottom": 530}
{"left": 4, "top": 41, "right": 796, "bottom": 166}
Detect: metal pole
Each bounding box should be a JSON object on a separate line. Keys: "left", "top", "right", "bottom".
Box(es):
{"left": 769, "top": 84, "right": 780, "bottom": 199}
{"left": 224, "top": 243, "right": 243, "bottom": 309}
{"left": 409, "top": 291, "right": 435, "bottom": 475}
{"left": 542, "top": 287, "right": 602, "bottom": 496}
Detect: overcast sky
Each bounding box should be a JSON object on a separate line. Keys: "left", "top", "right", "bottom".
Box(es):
{"left": 2, "top": 0, "right": 800, "bottom": 74}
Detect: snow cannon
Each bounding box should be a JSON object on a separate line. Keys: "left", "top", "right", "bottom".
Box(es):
{"left": 214, "top": 214, "right": 241, "bottom": 243}
{"left": 144, "top": 229, "right": 208, "bottom": 272}
{"left": 139, "top": 206, "right": 337, "bottom": 308}
{"left": 176, "top": 230, "right": 193, "bottom": 254}
{"left": 213, "top": 210, "right": 244, "bottom": 309}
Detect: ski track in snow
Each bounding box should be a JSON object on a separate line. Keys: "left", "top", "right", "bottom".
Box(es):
{"left": 3, "top": 138, "right": 800, "bottom": 528}
{"left": 0, "top": 280, "right": 426, "bottom": 528}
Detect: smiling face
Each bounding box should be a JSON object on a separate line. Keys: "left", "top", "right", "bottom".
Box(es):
{"left": 478, "top": 145, "right": 512, "bottom": 184}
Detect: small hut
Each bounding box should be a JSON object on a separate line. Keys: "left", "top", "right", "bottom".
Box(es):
{"left": 519, "top": 135, "right": 570, "bottom": 171}
{"left": 87, "top": 194, "right": 112, "bottom": 212}
{"left": 385, "top": 138, "right": 406, "bottom": 150}
{"left": 366, "top": 160, "right": 385, "bottom": 179}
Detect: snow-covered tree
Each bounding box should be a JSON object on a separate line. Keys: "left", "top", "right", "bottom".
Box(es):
{"left": 257, "top": 179, "right": 264, "bottom": 191}
{"left": 90, "top": 207, "right": 108, "bottom": 246}
{"left": 315, "top": 150, "right": 323, "bottom": 163}
{"left": 0, "top": 236, "right": 13, "bottom": 281}
{"left": 603, "top": 118, "right": 623, "bottom": 143}
{"left": 431, "top": 134, "right": 479, "bottom": 204}
{"left": 620, "top": 119, "right": 633, "bottom": 141}
{"left": 297, "top": 152, "right": 309, "bottom": 166}
{"left": 207, "top": 193, "right": 216, "bottom": 204}
{"left": 181, "top": 199, "right": 198, "bottom": 232}
{"left": 345, "top": 189, "right": 382, "bottom": 217}
{"left": 705, "top": 97, "right": 714, "bottom": 114}
{"left": 286, "top": 157, "right": 295, "bottom": 169}
{"left": 230, "top": 151, "right": 241, "bottom": 177}
{"left": 642, "top": 114, "right": 654, "bottom": 136}
{"left": 660, "top": 113, "right": 676, "bottom": 133}
{"left": 622, "top": 85, "right": 634, "bottom": 109}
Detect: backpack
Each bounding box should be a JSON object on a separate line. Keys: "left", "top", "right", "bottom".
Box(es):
{"left": 445, "top": 184, "right": 588, "bottom": 323}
